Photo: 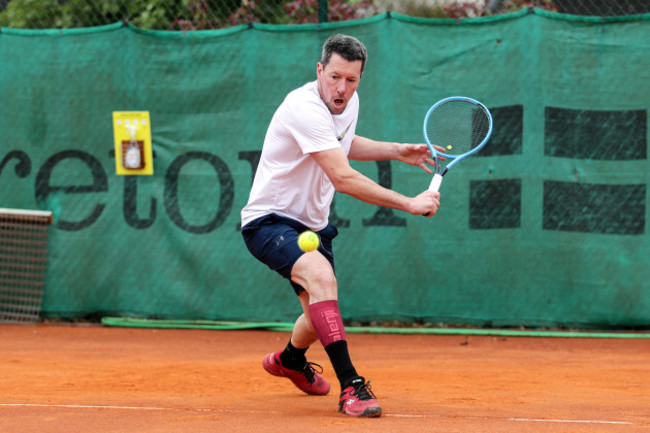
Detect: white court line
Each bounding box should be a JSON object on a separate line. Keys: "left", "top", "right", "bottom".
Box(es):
{"left": 0, "top": 403, "right": 280, "bottom": 415}
{"left": 507, "top": 417, "right": 633, "bottom": 425}
{"left": 1, "top": 403, "right": 165, "bottom": 411}
{"left": 385, "top": 414, "right": 634, "bottom": 425}
{"left": 1, "top": 404, "right": 635, "bottom": 425}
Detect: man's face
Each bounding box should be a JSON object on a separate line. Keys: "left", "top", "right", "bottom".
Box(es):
{"left": 316, "top": 53, "right": 363, "bottom": 115}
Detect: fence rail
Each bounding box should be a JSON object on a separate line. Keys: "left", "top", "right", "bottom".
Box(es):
{"left": 1, "top": 0, "right": 649, "bottom": 30}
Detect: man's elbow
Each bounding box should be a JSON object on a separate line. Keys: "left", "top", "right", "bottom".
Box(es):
{"left": 330, "top": 175, "right": 355, "bottom": 195}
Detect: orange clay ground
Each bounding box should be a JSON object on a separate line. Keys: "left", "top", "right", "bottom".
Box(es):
{"left": 1, "top": 324, "right": 648, "bottom": 433}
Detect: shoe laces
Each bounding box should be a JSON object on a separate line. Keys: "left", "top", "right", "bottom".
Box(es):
{"left": 349, "top": 378, "right": 377, "bottom": 401}
{"left": 301, "top": 362, "right": 324, "bottom": 384}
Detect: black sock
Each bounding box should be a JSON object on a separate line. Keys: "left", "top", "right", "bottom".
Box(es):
{"left": 279, "top": 340, "right": 308, "bottom": 370}
{"left": 324, "top": 340, "right": 358, "bottom": 389}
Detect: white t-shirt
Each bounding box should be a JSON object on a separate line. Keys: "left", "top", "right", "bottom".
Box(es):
{"left": 241, "top": 80, "right": 359, "bottom": 231}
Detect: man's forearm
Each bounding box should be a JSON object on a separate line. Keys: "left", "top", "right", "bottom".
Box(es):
{"left": 348, "top": 135, "right": 399, "bottom": 161}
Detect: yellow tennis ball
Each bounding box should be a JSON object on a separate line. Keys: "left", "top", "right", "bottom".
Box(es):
{"left": 298, "top": 230, "right": 320, "bottom": 252}
{"left": 447, "top": 145, "right": 453, "bottom": 150}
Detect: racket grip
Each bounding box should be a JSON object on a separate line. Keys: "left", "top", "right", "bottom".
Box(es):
{"left": 428, "top": 173, "right": 443, "bottom": 192}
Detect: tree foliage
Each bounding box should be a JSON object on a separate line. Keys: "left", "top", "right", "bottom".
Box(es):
{"left": 0, "top": 0, "right": 377, "bottom": 30}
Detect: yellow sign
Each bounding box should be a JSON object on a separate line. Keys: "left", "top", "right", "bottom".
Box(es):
{"left": 112, "top": 111, "right": 153, "bottom": 175}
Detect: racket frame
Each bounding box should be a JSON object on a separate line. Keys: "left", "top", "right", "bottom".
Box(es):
{"left": 423, "top": 96, "right": 493, "bottom": 192}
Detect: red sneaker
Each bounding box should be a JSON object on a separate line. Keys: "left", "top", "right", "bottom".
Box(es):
{"left": 338, "top": 377, "right": 382, "bottom": 417}
{"left": 262, "top": 351, "right": 330, "bottom": 396}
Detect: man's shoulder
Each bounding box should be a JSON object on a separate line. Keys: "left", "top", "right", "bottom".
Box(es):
{"left": 285, "top": 80, "right": 320, "bottom": 105}
{"left": 279, "top": 81, "right": 329, "bottom": 124}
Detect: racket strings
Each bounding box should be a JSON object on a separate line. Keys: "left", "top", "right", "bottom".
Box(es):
{"left": 426, "top": 101, "right": 491, "bottom": 156}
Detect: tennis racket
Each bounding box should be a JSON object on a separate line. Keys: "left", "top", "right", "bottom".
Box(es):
{"left": 424, "top": 96, "right": 493, "bottom": 193}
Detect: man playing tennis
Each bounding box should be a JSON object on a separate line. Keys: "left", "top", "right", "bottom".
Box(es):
{"left": 241, "top": 34, "right": 441, "bottom": 418}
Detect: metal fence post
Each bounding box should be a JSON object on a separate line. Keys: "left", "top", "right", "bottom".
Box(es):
{"left": 319, "top": 0, "right": 328, "bottom": 23}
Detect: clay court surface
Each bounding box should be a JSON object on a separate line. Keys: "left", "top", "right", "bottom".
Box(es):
{"left": 1, "top": 324, "right": 648, "bottom": 432}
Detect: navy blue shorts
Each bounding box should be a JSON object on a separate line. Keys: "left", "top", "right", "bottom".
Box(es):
{"left": 241, "top": 213, "right": 338, "bottom": 295}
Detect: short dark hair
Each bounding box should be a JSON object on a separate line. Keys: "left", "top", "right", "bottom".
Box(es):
{"left": 320, "top": 34, "right": 368, "bottom": 74}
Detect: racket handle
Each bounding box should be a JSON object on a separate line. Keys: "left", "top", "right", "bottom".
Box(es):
{"left": 428, "top": 173, "right": 443, "bottom": 192}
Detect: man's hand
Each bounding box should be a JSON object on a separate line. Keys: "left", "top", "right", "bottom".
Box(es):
{"left": 410, "top": 191, "right": 440, "bottom": 217}
{"left": 397, "top": 143, "right": 446, "bottom": 174}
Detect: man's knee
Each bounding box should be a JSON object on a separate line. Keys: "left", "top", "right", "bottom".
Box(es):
{"left": 307, "top": 270, "right": 338, "bottom": 299}
{"left": 291, "top": 254, "right": 338, "bottom": 300}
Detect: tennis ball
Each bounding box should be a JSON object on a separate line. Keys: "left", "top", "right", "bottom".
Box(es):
{"left": 298, "top": 230, "right": 320, "bottom": 252}
{"left": 447, "top": 145, "right": 453, "bottom": 150}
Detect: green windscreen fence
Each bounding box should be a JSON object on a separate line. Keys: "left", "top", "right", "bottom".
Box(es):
{"left": 1, "top": 9, "right": 649, "bottom": 328}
